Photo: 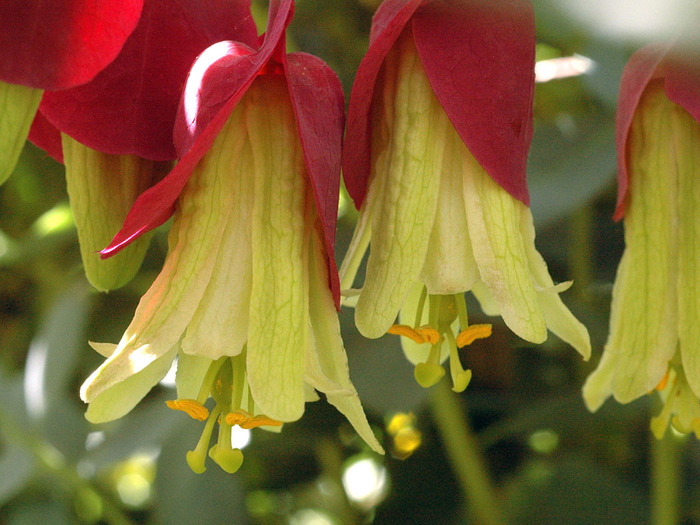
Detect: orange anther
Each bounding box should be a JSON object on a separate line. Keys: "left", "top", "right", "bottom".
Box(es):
{"left": 456, "top": 324, "right": 492, "bottom": 348}
{"left": 166, "top": 399, "right": 209, "bottom": 421}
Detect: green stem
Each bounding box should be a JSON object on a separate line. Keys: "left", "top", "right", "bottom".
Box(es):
{"left": 429, "top": 381, "right": 506, "bottom": 525}
{"left": 651, "top": 431, "right": 683, "bottom": 525}
{"left": 0, "top": 405, "right": 135, "bottom": 525}
{"left": 569, "top": 205, "right": 593, "bottom": 302}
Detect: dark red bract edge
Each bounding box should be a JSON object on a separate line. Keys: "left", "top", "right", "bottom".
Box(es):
{"left": 102, "top": 0, "right": 294, "bottom": 257}
{"left": 613, "top": 44, "right": 668, "bottom": 221}
{"left": 342, "top": 0, "right": 422, "bottom": 208}
{"left": 286, "top": 52, "right": 345, "bottom": 305}
{"left": 28, "top": 110, "right": 63, "bottom": 163}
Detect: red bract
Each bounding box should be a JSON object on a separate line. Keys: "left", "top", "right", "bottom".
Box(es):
{"left": 343, "top": 0, "right": 536, "bottom": 208}
{"left": 614, "top": 40, "right": 700, "bottom": 220}
{"left": 34, "top": 0, "right": 258, "bottom": 161}
{"left": 0, "top": 0, "right": 143, "bottom": 90}
{"left": 102, "top": 0, "right": 345, "bottom": 304}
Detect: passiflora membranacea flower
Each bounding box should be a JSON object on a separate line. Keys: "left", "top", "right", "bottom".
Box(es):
{"left": 340, "top": 0, "right": 591, "bottom": 392}
{"left": 583, "top": 36, "right": 700, "bottom": 439}
{"left": 81, "top": 0, "right": 382, "bottom": 474}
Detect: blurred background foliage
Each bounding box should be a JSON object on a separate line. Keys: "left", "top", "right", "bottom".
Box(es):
{"left": 1, "top": 0, "right": 699, "bottom": 523}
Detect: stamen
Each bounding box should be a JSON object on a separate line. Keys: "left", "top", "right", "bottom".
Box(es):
{"left": 240, "top": 415, "right": 283, "bottom": 429}
{"left": 414, "top": 286, "right": 429, "bottom": 328}
{"left": 225, "top": 409, "right": 283, "bottom": 429}
{"left": 416, "top": 327, "right": 440, "bottom": 345}
{"left": 445, "top": 330, "right": 472, "bottom": 393}
{"left": 195, "top": 357, "right": 227, "bottom": 405}
{"left": 454, "top": 293, "right": 469, "bottom": 332}
{"left": 166, "top": 399, "right": 210, "bottom": 421}
{"left": 209, "top": 413, "right": 244, "bottom": 474}
{"left": 388, "top": 324, "right": 426, "bottom": 344}
{"left": 225, "top": 409, "right": 252, "bottom": 426}
{"left": 456, "top": 324, "right": 492, "bottom": 348}
{"left": 185, "top": 407, "right": 221, "bottom": 474}
{"left": 414, "top": 341, "right": 445, "bottom": 388}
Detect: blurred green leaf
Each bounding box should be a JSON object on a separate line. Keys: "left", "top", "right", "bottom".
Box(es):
{"left": 506, "top": 454, "right": 648, "bottom": 525}
{"left": 5, "top": 499, "right": 73, "bottom": 525}
{"left": 0, "top": 443, "right": 35, "bottom": 506}
{"left": 529, "top": 117, "right": 616, "bottom": 226}
{"left": 24, "top": 280, "right": 92, "bottom": 461}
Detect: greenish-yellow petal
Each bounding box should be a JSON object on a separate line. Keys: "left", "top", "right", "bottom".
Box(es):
{"left": 246, "top": 76, "right": 308, "bottom": 422}
{"left": 181, "top": 107, "right": 254, "bottom": 360}
{"left": 354, "top": 33, "right": 445, "bottom": 338}
{"left": 82, "top": 103, "right": 242, "bottom": 401}
{"left": 175, "top": 353, "right": 211, "bottom": 400}
{"left": 89, "top": 341, "right": 117, "bottom": 358}
{"left": 462, "top": 150, "right": 546, "bottom": 344}
{"left": 0, "top": 81, "right": 42, "bottom": 185}
{"left": 470, "top": 280, "right": 500, "bottom": 317}
{"left": 82, "top": 345, "right": 178, "bottom": 423}
{"left": 339, "top": 194, "right": 373, "bottom": 297}
{"left": 62, "top": 134, "right": 157, "bottom": 291}
{"left": 519, "top": 207, "right": 591, "bottom": 359}
{"left": 420, "top": 121, "right": 479, "bottom": 295}
{"left": 582, "top": 347, "right": 619, "bottom": 411}
{"left": 674, "top": 96, "right": 700, "bottom": 396}
{"left": 587, "top": 84, "right": 679, "bottom": 406}
{"left": 308, "top": 227, "right": 383, "bottom": 454}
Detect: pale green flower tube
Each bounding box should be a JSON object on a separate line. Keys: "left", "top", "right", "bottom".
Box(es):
{"left": 0, "top": 81, "right": 42, "bottom": 185}
{"left": 62, "top": 135, "right": 159, "bottom": 291}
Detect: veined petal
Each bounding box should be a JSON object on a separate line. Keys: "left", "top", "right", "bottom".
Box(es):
{"left": 308, "top": 226, "right": 383, "bottom": 454}
{"left": 584, "top": 83, "right": 679, "bottom": 407}
{"left": 82, "top": 345, "right": 177, "bottom": 423}
{"left": 354, "top": 32, "right": 445, "bottom": 338}
{"left": 470, "top": 280, "right": 500, "bottom": 317}
{"left": 674, "top": 97, "right": 700, "bottom": 395}
{"left": 519, "top": 207, "right": 591, "bottom": 359}
{"left": 462, "top": 147, "right": 546, "bottom": 344}
{"left": 82, "top": 108, "right": 241, "bottom": 402}
{"left": 613, "top": 44, "right": 668, "bottom": 220}
{"left": 181, "top": 108, "right": 254, "bottom": 360}
{"left": 0, "top": 81, "right": 42, "bottom": 185}
{"left": 61, "top": 134, "right": 158, "bottom": 291}
{"left": 89, "top": 342, "right": 117, "bottom": 358}
{"left": 338, "top": 195, "right": 373, "bottom": 296}
{"left": 246, "top": 76, "right": 308, "bottom": 422}
{"left": 420, "top": 124, "right": 479, "bottom": 295}
{"left": 342, "top": 0, "right": 422, "bottom": 207}
{"left": 582, "top": 348, "right": 621, "bottom": 412}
